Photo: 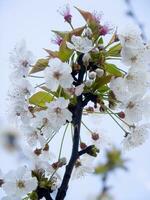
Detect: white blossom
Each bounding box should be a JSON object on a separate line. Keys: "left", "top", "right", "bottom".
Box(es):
{"left": 22, "top": 125, "right": 47, "bottom": 148}
{"left": 91, "top": 131, "right": 112, "bottom": 149}
{"left": 72, "top": 155, "right": 94, "bottom": 179}
{"left": 66, "top": 35, "right": 94, "bottom": 53}
{"left": 9, "top": 40, "right": 33, "bottom": 79}
{"left": 122, "top": 124, "right": 150, "bottom": 150}
{"left": 46, "top": 97, "right": 72, "bottom": 131}
{"left": 125, "top": 67, "right": 150, "bottom": 95}
{"left": 45, "top": 58, "right": 73, "bottom": 91}
{"left": 121, "top": 46, "right": 149, "bottom": 68}
{"left": 2, "top": 166, "right": 38, "bottom": 198}
{"left": 118, "top": 24, "right": 143, "bottom": 48}
{"left": 2, "top": 195, "right": 20, "bottom": 200}
{"left": 109, "top": 77, "right": 129, "bottom": 103}
{"left": 124, "top": 95, "right": 150, "bottom": 123}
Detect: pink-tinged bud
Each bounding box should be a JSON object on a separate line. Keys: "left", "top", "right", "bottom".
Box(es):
{"left": 99, "top": 25, "right": 110, "bottom": 36}
{"left": 59, "top": 4, "right": 72, "bottom": 23}
{"left": 91, "top": 132, "right": 99, "bottom": 141}
{"left": 117, "top": 111, "right": 125, "bottom": 119}
{"left": 80, "top": 142, "right": 87, "bottom": 149}
{"left": 51, "top": 35, "right": 63, "bottom": 46}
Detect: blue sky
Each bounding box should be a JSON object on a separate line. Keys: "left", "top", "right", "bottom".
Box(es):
{"left": 0, "top": 0, "right": 150, "bottom": 199}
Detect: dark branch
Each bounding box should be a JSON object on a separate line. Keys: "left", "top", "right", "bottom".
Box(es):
{"left": 56, "top": 95, "right": 83, "bottom": 200}
{"left": 37, "top": 187, "right": 53, "bottom": 200}
{"left": 78, "top": 145, "right": 95, "bottom": 156}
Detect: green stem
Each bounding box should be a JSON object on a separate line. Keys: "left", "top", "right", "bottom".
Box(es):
{"left": 106, "top": 110, "right": 127, "bottom": 134}
{"left": 81, "top": 121, "right": 93, "bottom": 134}
{"left": 58, "top": 123, "right": 69, "bottom": 160}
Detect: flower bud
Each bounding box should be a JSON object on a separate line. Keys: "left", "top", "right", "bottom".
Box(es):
{"left": 83, "top": 27, "right": 92, "bottom": 38}
{"left": 89, "top": 71, "right": 96, "bottom": 80}
{"left": 85, "top": 106, "right": 94, "bottom": 113}
{"left": 85, "top": 79, "right": 93, "bottom": 87}
{"left": 117, "top": 111, "right": 125, "bottom": 119}
{"left": 95, "top": 68, "right": 104, "bottom": 77}
{"left": 82, "top": 53, "right": 91, "bottom": 66}
{"left": 80, "top": 142, "right": 87, "bottom": 149}
{"left": 91, "top": 132, "right": 99, "bottom": 141}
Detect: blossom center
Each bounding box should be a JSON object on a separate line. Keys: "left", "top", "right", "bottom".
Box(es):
{"left": 53, "top": 71, "right": 62, "bottom": 80}
{"left": 21, "top": 60, "right": 28, "bottom": 68}
{"left": 17, "top": 180, "right": 25, "bottom": 189}
{"left": 55, "top": 107, "right": 62, "bottom": 114}
{"left": 131, "top": 56, "right": 137, "bottom": 63}
{"left": 127, "top": 101, "right": 135, "bottom": 109}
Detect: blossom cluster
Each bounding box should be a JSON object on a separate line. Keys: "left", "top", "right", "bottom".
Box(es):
{"left": 0, "top": 5, "right": 150, "bottom": 200}
{"left": 110, "top": 24, "right": 150, "bottom": 150}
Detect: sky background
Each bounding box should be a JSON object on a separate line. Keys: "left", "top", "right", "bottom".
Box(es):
{"left": 0, "top": 0, "right": 150, "bottom": 199}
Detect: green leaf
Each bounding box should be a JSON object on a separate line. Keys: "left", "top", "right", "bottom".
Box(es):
{"left": 107, "top": 43, "right": 122, "bottom": 57}
{"left": 52, "top": 26, "right": 85, "bottom": 39}
{"left": 29, "top": 91, "right": 53, "bottom": 108}
{"left": 30, "top": 58, "right": 49, "bottom": 74}
{"left": 98, "top": 37, "right": 104, "bottom": 45}
{"left": 97, "top": 85, "right": 110, "bottom": 93}
{"left": 104, "top": 63, "right": 123, "bottom": 77}
{"left": 92, "top": 75, "right": 112, "bottom": 91}
{"left": 58, "top": 38, "right": 73, "bottom": 62}
{"left": 44, "top": 49, "right": 59, "bottom": 58}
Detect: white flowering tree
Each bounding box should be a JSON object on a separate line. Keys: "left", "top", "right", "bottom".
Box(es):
{"left": 0, "top": 5, "right": 150, "bottom": 200}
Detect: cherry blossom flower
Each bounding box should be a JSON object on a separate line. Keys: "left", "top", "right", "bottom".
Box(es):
{"left": 109, "top": 77, "right": 129, "bottom": 103}
{"left": 123, "top": 95, "right": 150, "bottom": 123}
{"left": 72, "top": 155, "right": 94, "bottom": 179}
{"left": 22, "top": 125, "right": 47, "bottom": 148}
{"left": 125, "top": 67, "right": 150, "bottom": 96}
{"left": 9, "top": 40, "right": 34, "bottom": 78}
{"left": 46, "top": 97, "right": 72, "bottom": 131}
{"left": 91, "top": 131, "right": 112, "bottom": 149}
{"left": 44, "top": 58, "right": 73, "bottom": 91}
{"left": 121, "top": 46, "right": 149, "bottom": 68}
{"left": 122, "top": 124, "right": 150, "bottom": 150}
{"left": 118, "top": 24, "right": 143, "bottom": 48}
{"left": 2, "top": 195, "right": 20, "bottom": 200}
{"left": 66, "top": 35, "right": 94, "bottom": 53}
{"left": 2, "top": 166, "right": 38, "bottom": 198}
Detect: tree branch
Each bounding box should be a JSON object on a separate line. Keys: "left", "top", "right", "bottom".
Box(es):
{"left": 37, "top": 187, "right": 53, "bottom": 200}
{"left": 56, "top": 95, "right": 83, "bottom": 200}
{"left": 78, "top": 145, "right": 95, "bottom": 156}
